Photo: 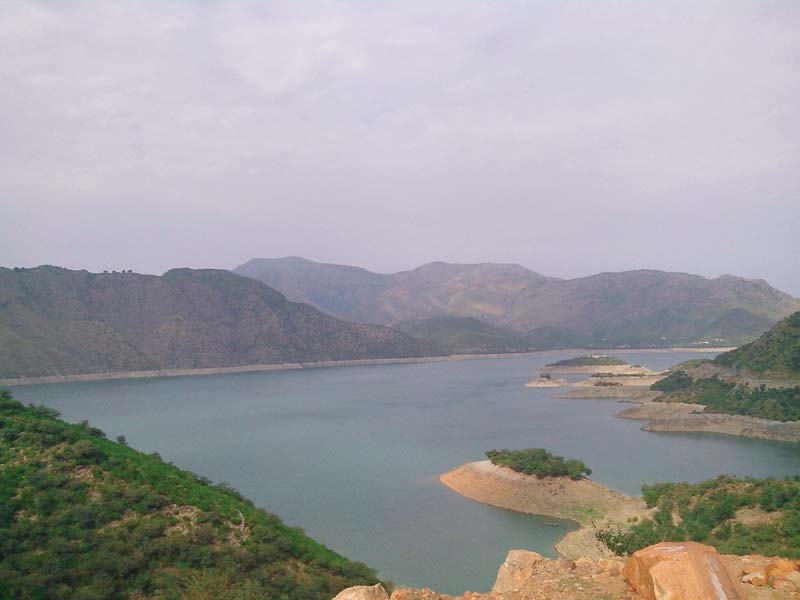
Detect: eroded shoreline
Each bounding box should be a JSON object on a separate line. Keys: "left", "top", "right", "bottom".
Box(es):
{"left": 0, "top": 347, "right": 731, "bottom": 387}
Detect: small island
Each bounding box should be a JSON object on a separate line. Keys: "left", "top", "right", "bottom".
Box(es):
{"left": 440, "top": 450, "right": 649, "bottom": 559}
{"left": 545, "top": 355, "right": 627, "bottom": 368}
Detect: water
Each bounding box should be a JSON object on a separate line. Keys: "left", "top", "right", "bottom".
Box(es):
{"left": 9, "top": 350, "right": 800, "bottom": 594}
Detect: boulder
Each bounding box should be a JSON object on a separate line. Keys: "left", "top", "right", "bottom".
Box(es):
{"left": 622, "top": 542, "right": 744, "bottom": 600}
{"left": 333, "top": 584, "right": 390, "bottom": 600}
{"left": 491, "top": 549, "right": 543, "bottom": 593}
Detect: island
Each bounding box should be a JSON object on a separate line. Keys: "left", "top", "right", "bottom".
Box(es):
{"left": 440, "top": 450, "right": 650, "bottom": 559}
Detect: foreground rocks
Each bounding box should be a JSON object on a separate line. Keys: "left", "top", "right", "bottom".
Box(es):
{"left": 622, "top": 542, "right": 743, "bottom": 600}
{"left": 334, "top": 543, "right": 800, "bottom": 600}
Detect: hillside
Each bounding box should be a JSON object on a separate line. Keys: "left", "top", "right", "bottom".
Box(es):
{"left": 596, "top": 475, "right": 800, "bottom": 559}
{"left": 0, "top": 391, "right": 379, "bottom": 599}
{"left": 393, "top": 316, "right": 529, "bottom": 354}
{"left": 235, "top": 258, "right": 800, "bottom": 349}
{"left": 0, "top": 266, "right": 431, "bottom": 379}
{"left": 650, "top": 312, "right": 800, "bottom": 421}
{"left": 714, "top": 311, "right": 800, "bottom": 376}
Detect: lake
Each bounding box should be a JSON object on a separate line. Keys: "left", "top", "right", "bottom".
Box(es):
{"left": 9, "top": 350, "right": 800, "bottom": 594}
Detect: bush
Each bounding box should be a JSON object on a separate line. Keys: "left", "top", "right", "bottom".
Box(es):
{"left": 486, "top": 448, "right": 591, "bottom": 479}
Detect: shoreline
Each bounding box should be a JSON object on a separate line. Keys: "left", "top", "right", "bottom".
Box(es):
{"left": 0, "top": 346, "right": 733, "bottom": 387}
{"left": 439, "top": 461, "right": 651, "bottom": 560}
{"left": 617, "top": 401, "right": 800, "bottom": 443}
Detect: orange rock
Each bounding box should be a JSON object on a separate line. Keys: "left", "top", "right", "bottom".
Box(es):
{"left": 491, "top": 549, "right": 543, "bottom": 593}
{"left": 622, "top": 542, "right": 744, "bottom": 600}
{"left": 765, "top": 558, "right": 796, "bottom": 580}
{"left": 741, "top": 571, "right": 767, "bottom": 586}
{"left": 333, "top": 584, "right": 390, "bottom": 600}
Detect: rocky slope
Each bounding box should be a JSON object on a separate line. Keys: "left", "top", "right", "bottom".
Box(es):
{"left": 235, "top": 258, "right": 800, "bottom": 349}
{"left": 0, "top": 266, "right": 432, "bottom": 379}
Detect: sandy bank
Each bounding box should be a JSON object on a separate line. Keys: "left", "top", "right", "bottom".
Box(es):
{"left": 525, "top": 378, "right": 570, "bottom": 388}
{"left": 540, "top": 364, "right": 650, "bottom": 375}
{"left": 556, "top": 387, "right": 660, "bottom": 400}
{"left": 439, "top": 461, "right": 651, "bottom": 559}
{"left": 572, "top": 374, "right": 663, "bottom": 388}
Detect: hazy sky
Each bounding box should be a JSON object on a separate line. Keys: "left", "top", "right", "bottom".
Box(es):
{"left": 2, "top": 1, "right": 799, "bottom": 295}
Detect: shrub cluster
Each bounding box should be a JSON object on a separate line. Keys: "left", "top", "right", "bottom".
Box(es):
{"left": 486, "top": 448, "right": 591, "bottom": 480}
{"left": 596, "top": 475, "right": 800, "bottom": 558}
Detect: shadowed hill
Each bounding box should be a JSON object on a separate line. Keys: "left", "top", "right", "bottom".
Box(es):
{"left": 235, "top": 258, "right": 800, "bottom": 349}
{"left": 0, "top": 266, "right": 431, "bottom": 379}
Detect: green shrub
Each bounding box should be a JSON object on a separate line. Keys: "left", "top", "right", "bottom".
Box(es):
{"left": 486, "top": 448, "right": 591, "bottom": 479}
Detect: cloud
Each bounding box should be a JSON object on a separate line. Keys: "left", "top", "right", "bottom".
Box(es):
{"left": 1, "top": 1, "right": 798, "bottom": 294}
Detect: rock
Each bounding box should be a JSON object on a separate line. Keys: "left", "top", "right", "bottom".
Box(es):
{"left": 333, "top": 584, "right": 390, "bottom": 600}
{"left": 783, "top": 571, "right": 800, "bottom": 592}
{"left": 622, "top": 542, "right": 744, "bottom": 600}
{"left": 765, "top": 558, "right": 797, "bottom": 581}
{"left": 598, "top": 558, "right": 625, "bottom": 575}
{"left": 491, "top": 549, "right": 543, "bottom": 593}
{"left": 389, "top": 590, "right": 454, "bottom": 600}
{"left": 558, "top": 558, "right": 577, "bottom": 571}
{"left": 741, "top": 571, "right": 767, "bottom": 586}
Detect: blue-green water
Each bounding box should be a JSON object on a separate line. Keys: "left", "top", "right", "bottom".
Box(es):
{"left": 9, "top": 351, "right": 800, "bottom": 594}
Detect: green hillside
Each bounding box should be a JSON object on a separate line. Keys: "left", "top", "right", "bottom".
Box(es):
{"left": 597, "top": 476, "right": 800, "bottom": 558}
{"left": 652, "top": 313, "right": 800, "bottom": 421}
{"left": 714, "top": 311, "right": 800, "bottom": 376}
{"left": 0, "top": 391, "right": 379, "bottom": 600}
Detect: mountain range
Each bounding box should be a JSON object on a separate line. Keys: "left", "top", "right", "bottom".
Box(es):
{"left": 0, "top": 266, "right": 429, "bottom": 379}
{"left": 235, "top": 257, "right": 800, "bottom": 351}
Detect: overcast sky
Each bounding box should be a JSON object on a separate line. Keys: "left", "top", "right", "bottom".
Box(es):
{"left": 2, "top": 1, "right": 799, "bottom": 295}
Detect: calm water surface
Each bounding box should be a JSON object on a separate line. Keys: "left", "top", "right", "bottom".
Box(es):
{"left": 10, "top": 350, "right": 800, "bottom": 594}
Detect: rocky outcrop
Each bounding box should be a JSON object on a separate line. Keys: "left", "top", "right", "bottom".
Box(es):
{"left": 622, "top": 542, "right": 743, "bottom": 600}
{"left": 333, "top": 546, "right": 800, "bottom": 600}
{"left": 491, "top": 550, "right": 544, "bottom": 593}
{"left": 332, "top": 583, "right": 389, "bottom": 600}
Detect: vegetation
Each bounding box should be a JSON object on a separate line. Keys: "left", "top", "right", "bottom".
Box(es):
{"left": 394, "top": 316, "right": 529, "bottom": 355}
{"left": 545, "top": 356, "right": 626, "bottom": 367}
{"left": 0, "top": 391, "right": 380, "bottom": 600}
{"left": 650, "top": 370, "right": 694, "bottom": 393}
{"left": 486, "top": 448, "right": 591, "bottom": 480}
{"left": 597, "top": 476, "right": 800, "bottom": 558}
{"left": 715, "top": 311, "right": 800, "bottom": 376}
{"left": 653, "top": 371, "right": 800, "bottom": 421}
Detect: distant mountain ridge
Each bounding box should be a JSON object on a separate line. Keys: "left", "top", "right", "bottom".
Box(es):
{"left": 235, "top": 257, "right": 800, "bottom": 349}
{"left": 0, "top": 266, "right": 431, "bottom": 379}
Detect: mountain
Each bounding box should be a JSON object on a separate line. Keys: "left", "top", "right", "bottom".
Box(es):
{"left": 0, "top": 391, "right": 380, "bottom": 599}
{"left": 0, "top": 266, "right": 431, "bottom": 379}
{"left": 393, "top": 316, "right": 529, "bottom": 355}
{"left": 714, "top": 311, "right": 800, "bottom": 376}
{"left": 234, "top": 258, "right": 800, "bottom": 348}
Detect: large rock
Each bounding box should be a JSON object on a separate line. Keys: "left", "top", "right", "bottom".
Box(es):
{"left": 491, "top": 549, "right": 544, "bottom": 593}
{"left": 332, "top": 584, "right": 390, "bottom": 600}
{"left": 623, "top": 542, "right": 744, "bottom": 600}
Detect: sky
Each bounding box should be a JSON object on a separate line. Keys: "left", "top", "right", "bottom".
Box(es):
{"left": 1, "top": 1, "right": 799, "bottom": 295}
